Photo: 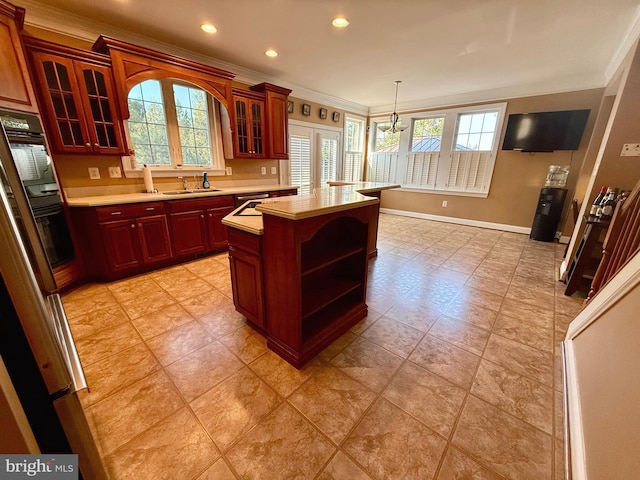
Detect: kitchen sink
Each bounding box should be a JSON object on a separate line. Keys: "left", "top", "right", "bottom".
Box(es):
{"left": 161, "top": 189, "right": 220, "bottom": 195}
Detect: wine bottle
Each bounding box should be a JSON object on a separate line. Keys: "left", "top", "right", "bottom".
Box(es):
{"left": 595, "top": 188, "right": 613, "bottom": 218}
{"left": 590, "top": 186, "right": 607, "bottom": 215}
{"left": 601, "top": 189, "right": 618, "bottom": 219}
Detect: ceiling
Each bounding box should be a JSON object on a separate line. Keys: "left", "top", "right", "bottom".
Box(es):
{"left": 16, "top": 0, "right": 640, "bottom": 114}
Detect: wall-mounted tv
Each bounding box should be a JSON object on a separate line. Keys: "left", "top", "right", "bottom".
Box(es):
{"left": 502, "top": 109, "right": 590, "bottom": 152}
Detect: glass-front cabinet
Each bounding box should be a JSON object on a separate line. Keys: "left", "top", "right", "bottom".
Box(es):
{"left": 232, "top": 89, "right": 265, "bottom": 159}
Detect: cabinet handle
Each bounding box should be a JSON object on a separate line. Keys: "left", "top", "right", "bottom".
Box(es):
{"left": 111, "top": 211, "right": 122, "bottom": 216}
{"left": 146, "top": 207, "right": 155, "bottom": 211}
{"left": 94, "top": 143, "right": 99, "bottom": 147}
{"left": 130, "top": 223, "right": 135, "bottom": 229}
{"left": 208, "top": 214, "right": 212, "bottom": 217}
{"left": 200, "top": 214, "right": 204, "bottom": 218}
{"left": 85, "top": 143, "right": 91, "bottom": 147}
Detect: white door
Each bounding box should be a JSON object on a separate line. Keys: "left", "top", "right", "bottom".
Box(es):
{"left": 285, "top": 122, "right": 342, "bottom": 194}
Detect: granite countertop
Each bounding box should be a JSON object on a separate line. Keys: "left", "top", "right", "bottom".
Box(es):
{"left": 222, "top": 182, "right": 400, "bottom": 234}
{"left": 65, "top": 185, "right": 297, "bottom": 207}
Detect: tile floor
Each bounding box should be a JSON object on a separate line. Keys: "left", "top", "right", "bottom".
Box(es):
{"left": 62, "top": 213, "right": 585, "bottom": 479}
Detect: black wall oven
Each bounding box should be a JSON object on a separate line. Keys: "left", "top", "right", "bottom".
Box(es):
{"left": 0, "top": 109, "right": 74, "bottom": 267}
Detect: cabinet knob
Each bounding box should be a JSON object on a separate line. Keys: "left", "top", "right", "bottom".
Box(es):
{"left": 208, "top": 214, "right": 212, "bottom": 217}
{"left": 130, "top": 223, "right": 135, "bottom": 228}
{"left": 85, "top": 143, "right": 91, "bottom": 147}
{"left": 200, "top": 214, "right": 205, "bottom": 218}
{"left": 94, "top": 143, "right": 100, "bottom": 147}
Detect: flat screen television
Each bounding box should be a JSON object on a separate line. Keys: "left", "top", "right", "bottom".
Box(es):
{"left": 502, "top": 109, "right": 590, "bottom": 152}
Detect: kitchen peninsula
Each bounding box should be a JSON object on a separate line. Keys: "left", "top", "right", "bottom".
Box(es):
{"left": 222, "top": 183, "right": 397, "bottom": 367}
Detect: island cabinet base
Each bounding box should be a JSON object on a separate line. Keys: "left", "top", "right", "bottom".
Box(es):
{"left": 261, "top": 204, "right": 374, "bottom": 368}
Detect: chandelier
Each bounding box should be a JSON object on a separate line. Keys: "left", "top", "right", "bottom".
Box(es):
{"left": 378, "top": 81, "right": 408, "bottom": 133}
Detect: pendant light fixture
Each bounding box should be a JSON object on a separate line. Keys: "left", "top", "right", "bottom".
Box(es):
{"left": 378, "top": 81, "right": 408, "bottom": 133}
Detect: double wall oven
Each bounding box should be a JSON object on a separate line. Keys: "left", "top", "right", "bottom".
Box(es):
{"left": 0, "top": 109, "right": 74, "bottom": 267}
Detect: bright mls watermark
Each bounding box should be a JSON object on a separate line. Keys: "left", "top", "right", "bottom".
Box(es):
{"left": 0, "top": 455, "right": 77, "bottom": 479}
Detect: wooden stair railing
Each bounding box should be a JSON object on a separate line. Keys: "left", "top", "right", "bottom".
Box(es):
{"left": 587, "top": 178, "right": 640, "bottom": 301}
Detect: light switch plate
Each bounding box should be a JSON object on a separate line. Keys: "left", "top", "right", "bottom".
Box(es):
{"left": 621, "top": 143, "right": 640, "bottom": 156}
{"left": 88, "top": 167, "right": 100, "bottom": 179}
{"left": 108, "top": 166, "right": 122, "bottom": 178}
{"left": 225, "top": 167, "right": 232, "bottom": 175}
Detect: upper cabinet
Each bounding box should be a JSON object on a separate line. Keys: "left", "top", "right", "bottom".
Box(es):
{"left": 24, "top": 38, "right": 127, "bottom": 155}
{"left": 250, "top": 83, "right": 292, "bottom": 159}
{"left": 0, "top": 1, "right": 38, "bottom": 113}
{"left": 232, "top": 88, "right": 265, "bottom": 159}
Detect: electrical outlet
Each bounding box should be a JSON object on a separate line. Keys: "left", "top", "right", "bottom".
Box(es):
{"left": 88, "top": 167, "right": 100, "bottom": 179}
{"left": 442, "top": 200, "right": 448, "bottom": 207}
{"left": 108, "top": 166, "right": 122, "bottom": 178}
{"left": 621, "top": 143, "right": 640, "bottom": 156}
{"left": 225, "top": 167, "right": 232, "bottom": 175}
{"left": 261, "top": 167, "right": 267, "bottom": 175}
{"left": 270, "top": 166, "right": 277, "bottom": 175}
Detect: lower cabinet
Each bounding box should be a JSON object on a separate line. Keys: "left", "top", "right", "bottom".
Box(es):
{"left": 168, "top": 196, "right": 234, "bottom": 257}
{"left": 227, "top": 228, "right": 265, "bottom": 330}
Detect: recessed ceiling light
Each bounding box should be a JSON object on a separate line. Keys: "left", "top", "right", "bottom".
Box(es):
{"left": 200, "top": 23, "right": 217, "bottom": 34}
{"left": 265, "top": 49, "right": 278, "bottom": 57}
{"left": 332, "top": 16, "right": 349, "bottom": 28}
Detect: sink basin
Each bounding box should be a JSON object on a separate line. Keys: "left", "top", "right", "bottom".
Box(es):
{"left": 161, "top": 189, "right": 220, "bottom": 195}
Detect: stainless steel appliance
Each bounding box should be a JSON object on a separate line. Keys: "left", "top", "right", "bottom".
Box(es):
{"left": 233, "top": 191, "right": 269, "bottom": 208}
{"left": 0, "top": 109, "right": 74, "bottom": 267}
{"left": 0, "top": 120, "right": 106, "bottom": 477}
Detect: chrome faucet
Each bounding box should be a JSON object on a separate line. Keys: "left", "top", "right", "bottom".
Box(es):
{"left": 178, "top": 176, "right": 189, "bottom": 190}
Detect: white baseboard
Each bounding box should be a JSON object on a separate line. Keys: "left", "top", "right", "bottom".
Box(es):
{"left": 379, "top": 208, "right": 570, "bottom": 244}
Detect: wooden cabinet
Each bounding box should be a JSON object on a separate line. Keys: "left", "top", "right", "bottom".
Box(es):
{"left": 227, "top": 227, "right": 265, "bottom": 330}
{"left": 258, "top": 204, "right": 374, "bottom": 367}
{"left": 97, "top": 203, "right": 172, "bottom": 274}
{"left": 24, "top": 38, "right": 126, "bottom": 154}
{"left": 231, "top": 89, "right": 265, "bottom": 158}
{"left": 167, "top": 195, "right": 234, "bottom": 256}
{"left": 0, "top": 1, "right": 38, "bottom": 113}
{"left": 249, "top": 83, "right": 292, "bottom": 159}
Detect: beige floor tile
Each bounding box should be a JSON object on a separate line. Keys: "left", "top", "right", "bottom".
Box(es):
{"left": 361, "top": 316, "right": 425, "bottom": 357}
{"left": 453, "top": 396, "right": 552, "bottom": 480}
{"left": 62, "top": 289, "right": 119, "bottom": 319}
{"left": 249, "top": 350, "right": 324, "bottom": 397}
{"left": 484, "top": 334, "right": 554, "bottom": 386}
{"left": 451, "top": 286, "right": 504, "bottom": 312}
{"left": 381, "top": 302, "right": 439, "bottom": 332}
{"left": 81, "top": 342, "right": 160, "bottom": 407}
{"left": 493, "top": 313, "right": 554, "bottom": 353}
{"left": 67, "top": 304, "right": 130, "bottom": 340}
{"left": 464, "top": 274, "right": 511, "bottom": 297}
{"left": 226, "top": 403, "right": 335, "bottom": 479}
{"left": 146, "top": 319, "right": 216, "bottom": 366}
{"left": 499, "top": 297, "right": 555, "bottom": 329}
{"left": 436, "top": 446, "right": 503, "bottom": 480}
{"left": 383, "top": 362, "right": 467, "bottom": 437}
{"left": 162, "top": 276, "right": 216, "bottom": 302}
{"left": 219, "top": 324, "right": 269, "bottom": 364}
{"left": 330, "top": 337, "right": 404, "bottom": 393}
{"left": 445, "top": 302, "right": 498, "bottom": 331}
{"left": 74, "top": 321, "right": 143, "bottom": 366}
{"left": 120, "top": 289, "right": 176, "bottom": 320}
{"left": 190, "top": 367, "right": 280, "bottom": 452}
{"left": 87, "top": 371, "right": 184, "bottom": 455}
{"left": 165, "top": 341, "right": 243, "bottom": 401}
{"left": 343, "top": 397, "right": 447, "bottom": 480}
{"left": 196, "top": 458, "right": 237, "bottom": 479}
{"left": 131, "top": 303, "right": 194, "bottom": 340}
{"left": 318, "top": 330, "right": 358, "bottom": 362}
{"left": 409, "top": 335, "right": 480, "bottom": 389}
{"left": 105, "top": 407, "right": 218, "bottom": 479}
{"left": 180, "top": 288, "right": 234, "bottom": 319}
{"left": 471, "top": 359, "right": 554, "bottom": 434}
{"left": 106, "top": 276, "right": 165, "bottom": 303}
{"left": 289, "top": 367, "right": 376, "bottom": 444}
{"left": 428, "top": 315, "right": 490, "bottom": 356}
{"left": 318, "top": 451, "right": 373, "bottom": 480}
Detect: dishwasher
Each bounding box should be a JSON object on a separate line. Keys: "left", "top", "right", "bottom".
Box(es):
{"left": 233, "top": 192, "right": 270, "bottom": 208}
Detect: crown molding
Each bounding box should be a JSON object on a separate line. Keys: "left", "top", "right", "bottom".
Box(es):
{"left": 605, "top": 8, "right": 640, "bottom": 82}
{"left": 14, "top": 0, "right": 370, "bottom": 115}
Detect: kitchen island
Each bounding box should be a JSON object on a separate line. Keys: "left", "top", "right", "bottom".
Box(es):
{"left": 223, "top": 186, "right": 381, "bottom": 368}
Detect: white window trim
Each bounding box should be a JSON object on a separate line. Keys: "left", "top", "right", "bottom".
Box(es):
{"left": 343, "top": 114, "right": 367, "bottom": 182}
{"left": 368, "top": 102, "right": 507, "bottom": 197}
{"left": 123, "top": 79, "right": 228, "bottom": 179}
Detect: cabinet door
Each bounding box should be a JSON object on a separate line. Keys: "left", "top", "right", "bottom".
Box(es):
{"left": 265, "top": 92, "right": 289, "bottom": 159}
{"left": 136, "top": 214, "right": 173, "bottom": 264}
{"left": 206, "top": 206, "right": 234, "bottom": 250}
{"left": 100, "top": 219, "right": 141, "bottom": 273}
{"left": 29, "top": 52, "right": 91, "bottom": 153}
{"left": 0, "top": 8, "right": 37, "bottom": 113}
{"left": 169, "top": 210, "right": 207, "bottom": 256}
{"left": 228, "top": 245, "right": 265, "bottom": 329}
{"left": 74, "top": 61, "right": 126, "bottom": 154}
{"left": 233, "top": 96, "right": 265, "bottom": 158}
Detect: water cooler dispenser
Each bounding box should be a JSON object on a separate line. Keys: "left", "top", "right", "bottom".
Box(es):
{"left": 529, "top": 166, "right": 569, "bottom": 242}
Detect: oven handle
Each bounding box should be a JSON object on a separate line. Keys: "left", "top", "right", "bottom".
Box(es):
{"left": 46, "top": 293, "right": 88, "bottom": 393}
